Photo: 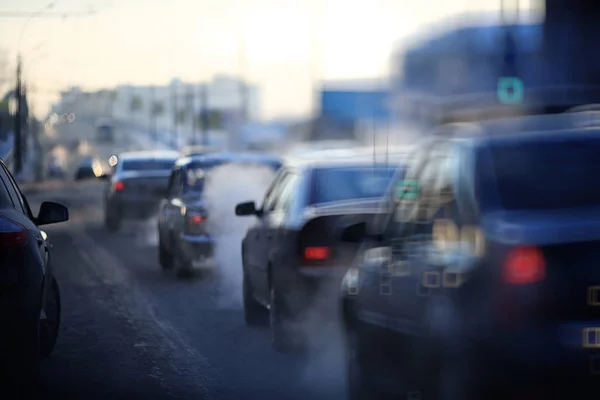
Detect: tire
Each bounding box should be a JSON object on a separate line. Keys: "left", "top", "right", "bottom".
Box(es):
{"left": 174, "top": 243, "right": 193, "bottom": 279}
{"left": 269, "top": 285, "right": 293, "bottom": 353}
{"left": 158, "top": 239, "right": 174, "bottom": 270}
{"left": 242, "top": 267, "right": 267, "bottom": 326}
{"left": 40, "top": 277, "right": 61, "bottom": 359}
{"left": 346, "top": 329, "right": 381, "bottom": 400}
{"left": 105, "top": 208, "right": 121, "bottom": 232}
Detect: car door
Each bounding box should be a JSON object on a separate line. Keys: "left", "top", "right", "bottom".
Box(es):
{"left": 391, "top": 140, "right": 459, "bottom": 329}
{"left": 161, "top": 167, "right": 184, "bottom": 252}
{"left": 0, "top": 162, "right": 47, "bottom": 295}
{"left": 356, "top": 142, "right": 434, "bottom": 334}
{"left": 250, "top": 171, "right": 293, "bottom": 303}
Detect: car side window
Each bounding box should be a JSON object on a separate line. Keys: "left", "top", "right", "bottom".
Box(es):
{"left": 0, "top": 163, "right": 16, "bottom": 207}
{"left": 273, "top": 173, "right": 299, "bottom": 213}
{"left": 0, "top": 163, "right": 28, "bottom": 216}
{"left": 261, "top": 170, "right": 289, "bottom": 213}
{"left": 167, "top": 168, "right": 182, "bottom": 198}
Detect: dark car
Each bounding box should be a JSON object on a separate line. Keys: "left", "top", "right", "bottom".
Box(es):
{"left": 96, "top": 123, "right": 115, "bottom": 143}
{"left": 157, "top": 152, "right": 282, "bottom": 277}
{"left": 339, "top": 123, "right": 600, "bottom": 399}
{"left": 0, "top": 158, "right": 68, "bottom": 386}
{"left": 103, "top": 150, "right": 179, "bottom": 232}
{"left": 235, "top": 150, "right": 404, "bottom": 352}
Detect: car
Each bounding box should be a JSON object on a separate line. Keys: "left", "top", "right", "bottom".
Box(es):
{"left": 74, "top": 156, "right": 104, "bottom": 180}
{"left": 157, "top": 152, "right": 282, "bottom": 277}
{"left": 234, "top": 149, "right": 404, "bottom": 352}
{"left": 0, "top": 157, "right": 69, "bottom": 386}
{"left": 96, "top": 123, "right": 115, "bottom": 143}
{"left": 339, "top": 121, "right": 600, "bottom": 399}
{"left": 180, "top": 145, "right": 220, "bottom": 157}
{"left": 103, "top": 150, "right": 179, "bottom": 232}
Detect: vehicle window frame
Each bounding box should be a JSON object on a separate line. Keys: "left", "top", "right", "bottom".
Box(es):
{"left": 0, "top": 162, "right": 30, "bottom": 216}
{"left": 0, "top": 161, "right": 16, "bottom": 207}
{"left": 167, "top": 167, "right": 183, "bottom": 198}
{"left": 273, "top": 172, "right": 299, "bottom": 213}
{"left": 260, "top": 169, "right": 289, "bottom": 213}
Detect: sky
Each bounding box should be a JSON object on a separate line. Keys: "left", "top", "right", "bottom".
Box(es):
{"left": 0, "top": 0, "right": 543, "bottom": 120}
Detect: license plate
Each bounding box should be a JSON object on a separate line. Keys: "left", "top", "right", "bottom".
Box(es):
{"left": 583, "top": 327, "right": 600, "bottom": 348}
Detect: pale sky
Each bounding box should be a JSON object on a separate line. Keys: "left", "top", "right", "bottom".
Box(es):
{"left": 0, "top": 0, "right": 542, "bottom": 119}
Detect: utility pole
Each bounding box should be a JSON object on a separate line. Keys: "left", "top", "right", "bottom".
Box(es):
{"left": 150, "top": 85, "right": 157, "bottom": 145}
{"left": 185, "top": 85, "right": 193, "bottom": 145}
{"left": 171, "top": 82, "right": 177, "bottom": 148}
{"left": 13, "top": 55, "right": 23, "bottom": 174}
{"left": 200, "top": 84, "right": 209, "bottom": 146}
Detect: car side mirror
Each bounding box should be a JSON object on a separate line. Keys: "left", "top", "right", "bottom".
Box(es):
{"left": 36, "top": 201, "right": 69, "bottom": 226}
{"left": 235, "top": 201, "right": 258, "bottom": 216}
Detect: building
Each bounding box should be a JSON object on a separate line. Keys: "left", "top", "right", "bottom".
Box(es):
{"left": 53, "top": 75, "right": 260, "bottom": 146}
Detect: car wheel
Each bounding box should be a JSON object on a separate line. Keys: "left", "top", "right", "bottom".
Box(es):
{"left": 269, "top": 285, "right": 294, "bottom": 353}
{"left": 243, "top": 267, "right": 267, "bottom": 326}
{"left": 158, "top": 239, "right": 174, "bottom": 270}
{"left": 105, "top": 209, "right": 121, "bottom": 232}
{"left": 40, "top": 276, "right": 61, "bottom": 359}
{"left": 174, "top": 245, "right": 193, "bottom": 278}
{"left": 346, "top": 328, "right": 381, "bottom": 400}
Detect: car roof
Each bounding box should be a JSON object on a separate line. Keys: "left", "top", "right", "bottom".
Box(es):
{"left": 176, "top": 152, "right": 281, "bottom": 167}
{"left": 118, "top": 150, "right": 180, "bottom": 161}
{"left": 283, "top": 146, "right": 409, "bottom": 169}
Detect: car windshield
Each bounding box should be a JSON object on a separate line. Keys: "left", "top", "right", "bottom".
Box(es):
{"left": 486, "top": 134, "right": 600, "bottom": 211}
{"left": 311, "top": 165, "right": 398, "bottom": 204}
{"left": 120, "top": 159, "right": 175, "bottom": 172}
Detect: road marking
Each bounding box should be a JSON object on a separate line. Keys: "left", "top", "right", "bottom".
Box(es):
{"left": 67, "top": 227, "right": 213, "bottom": 371}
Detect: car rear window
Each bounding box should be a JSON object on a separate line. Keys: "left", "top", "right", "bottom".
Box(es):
{"left": 185, "top": 159, "right": 280, "bottom": 192}
{"left": 487, "top": 134, "right": 600, "bottom": 210}
{"left": 310, "top": 166, "right": 398, "bottom": 205}
{"left": 121, "top": 159, "right": 175, "bottom": 172}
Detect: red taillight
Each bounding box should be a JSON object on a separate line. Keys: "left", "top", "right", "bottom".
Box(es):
{"left": 0, "top": 215, "right": 27, "bottom": 247}
{"left": 185, "top": 213, "right": 206, "bottom": 234}
{"left": 502, "top": 246, "right": 546, "bottom": 285}
{"left": 187, "top": 214, "right": 206, "bottom": 225}
{"left": 114, "top": 181, "right": 124, "bottom": 191}
{"left": 304, "top": 246, "right": 330, "bottom": 260}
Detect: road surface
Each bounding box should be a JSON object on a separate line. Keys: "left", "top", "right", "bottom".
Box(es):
{"left": 20, "top": 120, "right": 348, "bottom": 400}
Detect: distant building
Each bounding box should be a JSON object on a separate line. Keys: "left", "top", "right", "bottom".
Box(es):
{"left": 53, "top": 76, "right": 260, "bottom": 144}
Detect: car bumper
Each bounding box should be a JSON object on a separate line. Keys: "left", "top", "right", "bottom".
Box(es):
{"left": 109, "top": 198, "right": 161, "bottom": 220}
{"left": 180, "top": 234, "right": 216, "bottom": 268}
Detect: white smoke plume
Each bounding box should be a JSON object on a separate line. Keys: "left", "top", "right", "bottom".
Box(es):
{"left": 202, "top": 163, "right": 277, "bottom": 308}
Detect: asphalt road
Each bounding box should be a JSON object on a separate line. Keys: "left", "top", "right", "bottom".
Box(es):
{"left": 19, "top": 121, "right": 348, "bottom": 400}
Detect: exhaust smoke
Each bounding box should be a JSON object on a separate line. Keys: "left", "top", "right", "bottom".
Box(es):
{"left": 201, "top": 163, "right": 277, "bottom": 308}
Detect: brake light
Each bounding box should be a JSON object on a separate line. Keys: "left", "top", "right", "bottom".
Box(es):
{"left": 304, "top": 246, "right": 330, "bottom": 260}
{"left": 185, "top": 213, "right": 206, "bottom": 234}
{"left": 187, "top": 214, "right": 206, "bottom": 225}
{"left": 502, "top": 246, "right": 546, "bottom": 285}
{"left": 0, "top": 215, "right": 27, "bottom": 247}
{"left": 114, "top": 181, "right": 124, "bottom": 191}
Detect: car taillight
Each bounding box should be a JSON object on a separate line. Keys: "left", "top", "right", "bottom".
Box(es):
{"left": 114, "top": 181, "right": 124, "bottom": 191}
{"left": 185, "top": 213, "right": 206, "bottom": 234}
{"left": 0, "top": 215, "right": 27, "bottom": 247}
{"left": 502, "top": 246, "right": 546, "bottom": 285}
{"left": 304, "top": 246, "right": 330, "bottom": 261}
